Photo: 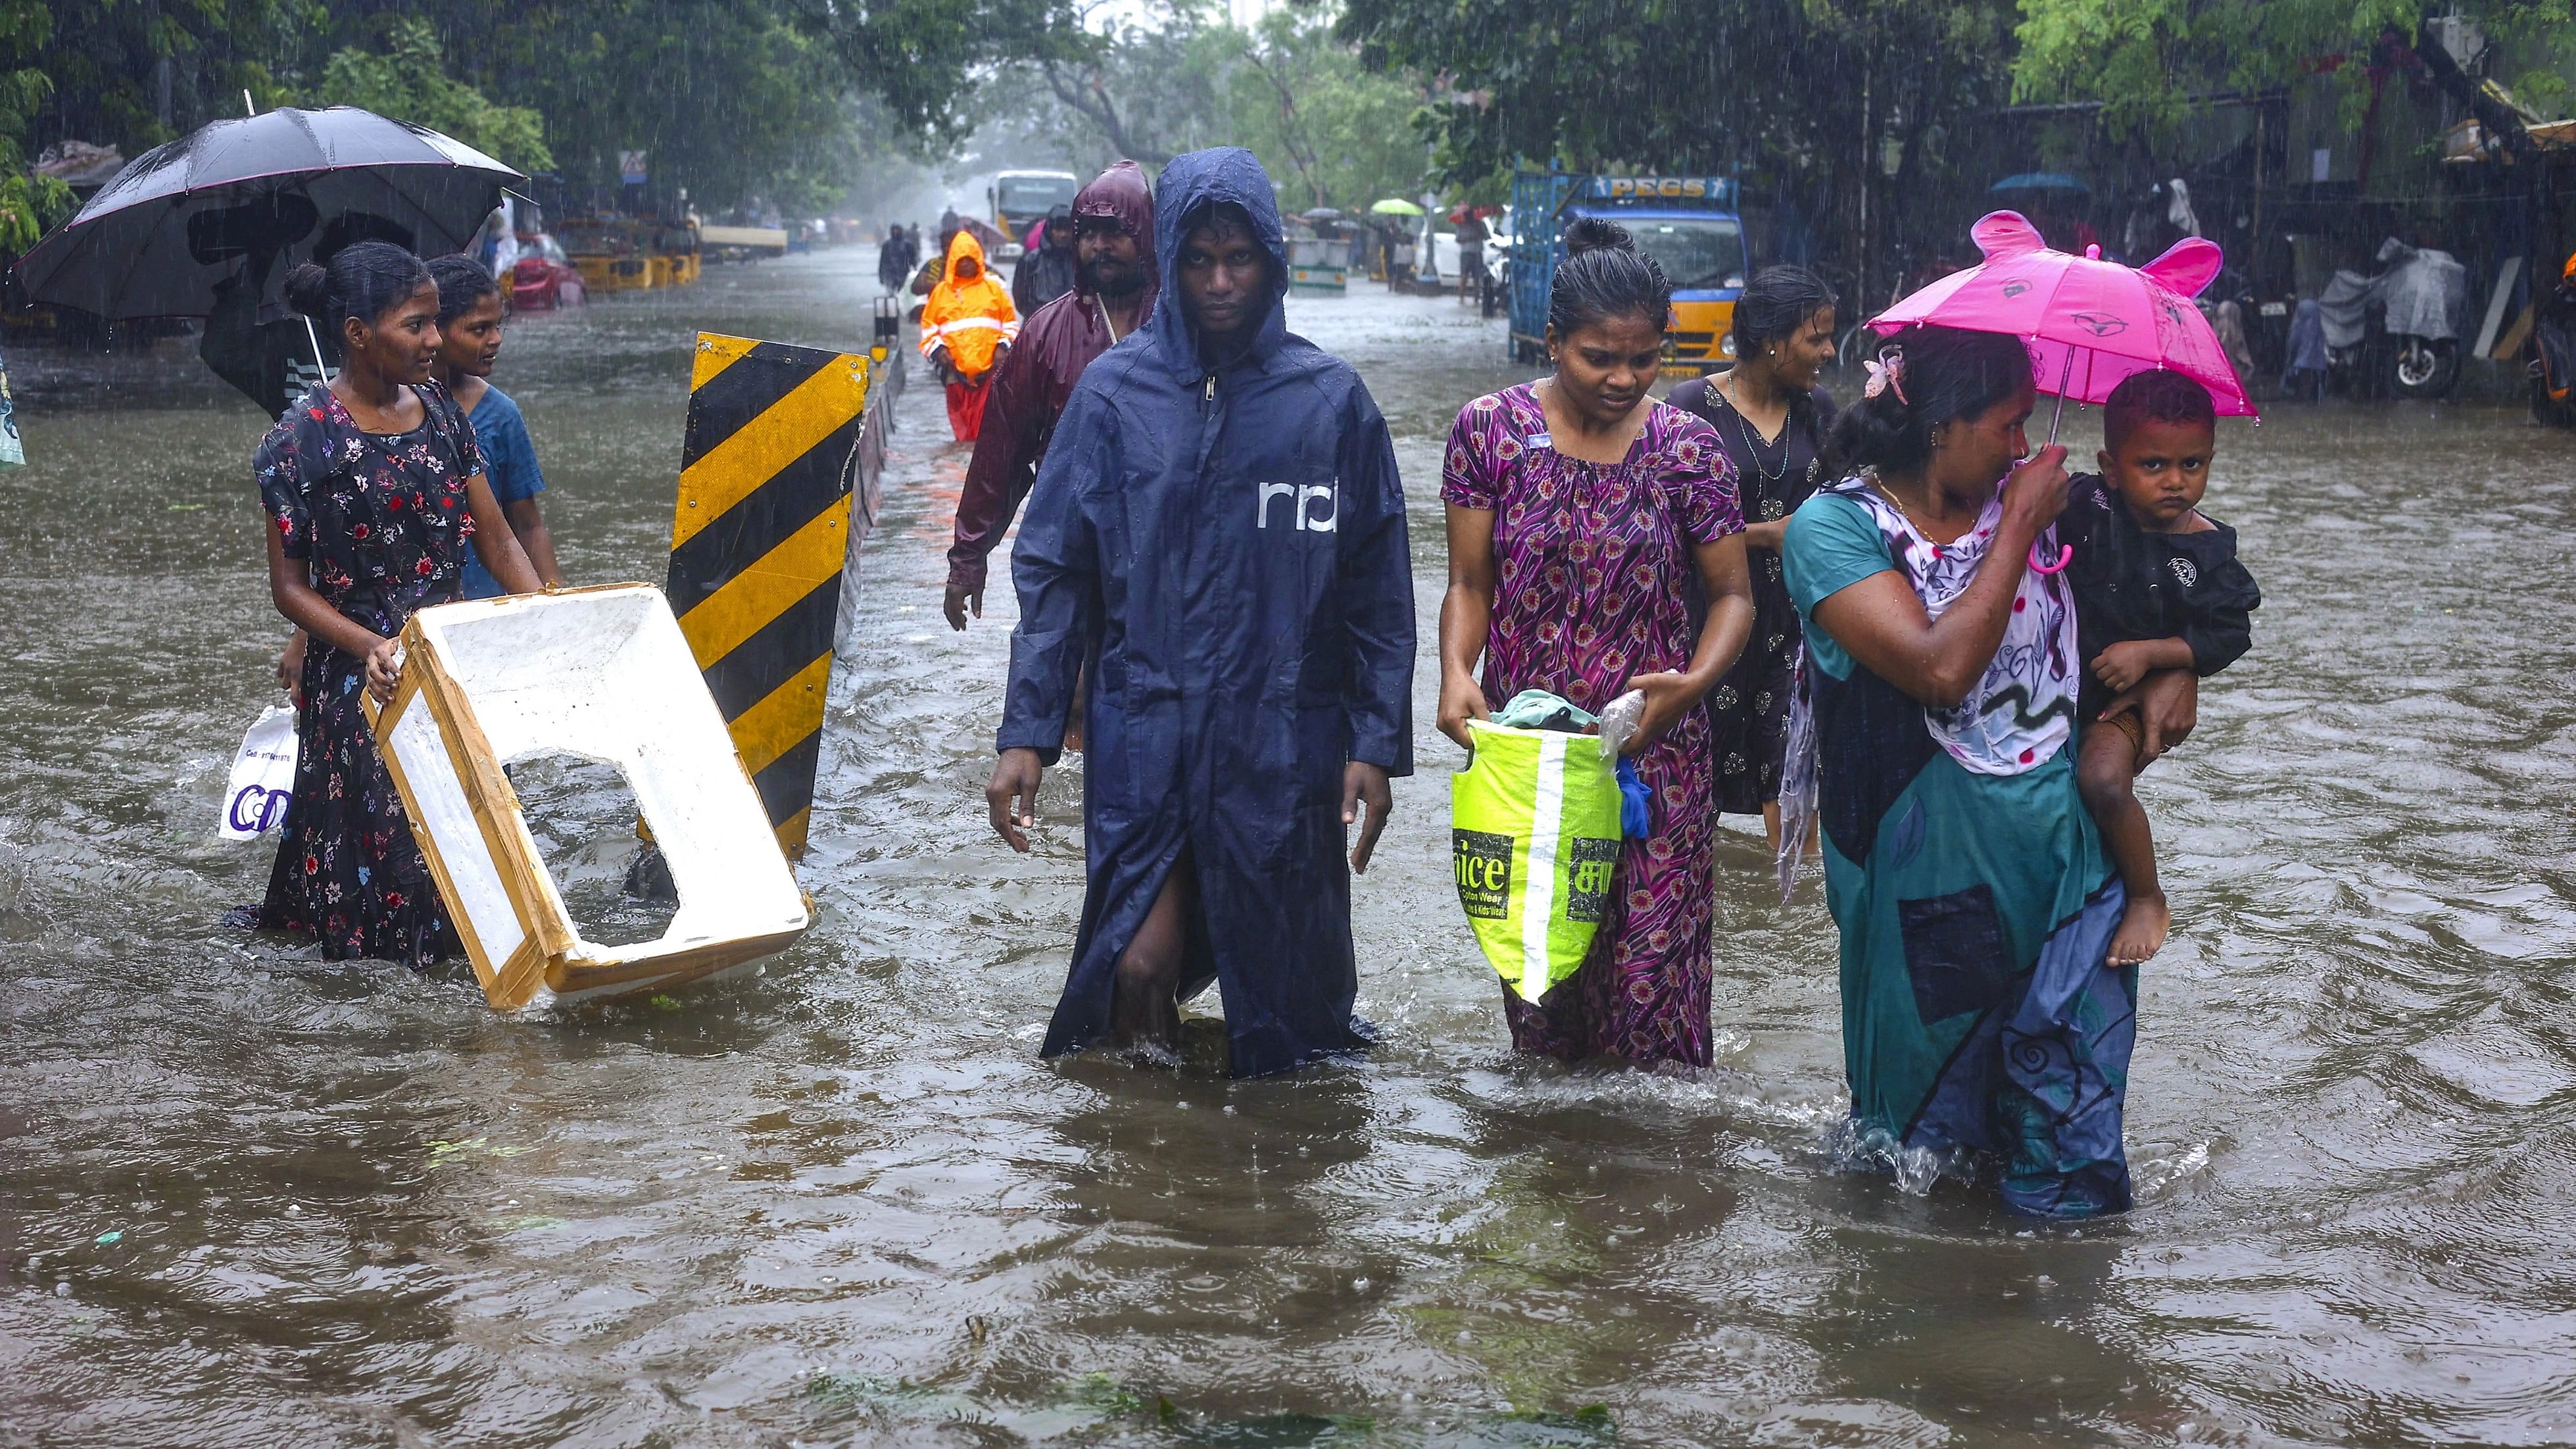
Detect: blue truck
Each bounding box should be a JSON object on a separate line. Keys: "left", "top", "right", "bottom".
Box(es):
{"left": 1507, "top": 172, "right": 1751, "bottom": 374}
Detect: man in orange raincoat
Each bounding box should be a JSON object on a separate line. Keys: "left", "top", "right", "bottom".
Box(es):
{"left": 921, "top": 228, "right": 1018, "bottom": 441}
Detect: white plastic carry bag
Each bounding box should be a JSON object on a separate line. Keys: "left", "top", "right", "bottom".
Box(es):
{"left": 219, "top": 706, "right": 299, "bottom": 841}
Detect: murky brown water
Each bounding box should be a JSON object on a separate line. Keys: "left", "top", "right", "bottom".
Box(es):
{"left": 6, "top": 250, "right": 2576, "bottom": 1447}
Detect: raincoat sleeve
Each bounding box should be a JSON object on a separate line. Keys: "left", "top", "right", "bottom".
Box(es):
{"left": 997, "top": 385, "right": 1111, "bottom": 765}
{"left": 1335, "top": 381, "right": 1415, "bottom": 777}
{"left": 949, "top": 337, "right": 1048, "bottom": 593}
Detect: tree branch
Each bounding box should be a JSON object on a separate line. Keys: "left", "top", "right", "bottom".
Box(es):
{"left": 1040, "top": 61, "right": 1171, "bottom": 166}
{"left": 1238, "top": 40, "right": 1326, "bottom": 209}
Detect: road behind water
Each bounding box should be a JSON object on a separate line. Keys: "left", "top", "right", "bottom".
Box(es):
{"left": 4, "top": 249, "right": 2574, "bottom": 1447}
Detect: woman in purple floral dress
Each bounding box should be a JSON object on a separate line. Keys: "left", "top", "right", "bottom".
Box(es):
{"left": 1437, "top": 221, "right": 1756, "bottom": 1067}
{"left": 243, "top": 244, "right": 543, "bottom": 965}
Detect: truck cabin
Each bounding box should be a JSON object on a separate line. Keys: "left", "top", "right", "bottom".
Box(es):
{"left": 1570, "top": 178, "right": 1747, "bottom": 374}
{"left": 988, "top": 170, "right": 1081, "bottom": 258}
{"left": 1510, "top": 176, "right": 1749, "bottom": 373}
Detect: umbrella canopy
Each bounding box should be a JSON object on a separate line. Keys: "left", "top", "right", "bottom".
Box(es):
{"left": 1869, "top": 210, "right": 2254, "bottom": 421}
{"left": 16, "top": 106, "right": 524, "bottom": 320}
{"left": 1990, "top": 172, "right": 2091, "bottom": 197}
{"left": 1368, "top": 198, "right": 1424, "bottom": 217}
{"left": 1299, "top": 207, "right": 1345, "bottom": 222}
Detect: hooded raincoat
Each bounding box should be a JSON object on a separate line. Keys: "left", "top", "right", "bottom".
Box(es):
{"left": 1001, "top": 147, "right": 1416, "bottom": 1078}
{"left": 950, "top": 160, "right": 1159, "bottom": 599}
{"left": 921, "top": 229, "right": 1018, "bottom": 380}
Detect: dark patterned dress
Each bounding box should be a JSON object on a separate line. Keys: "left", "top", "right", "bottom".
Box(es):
{"left": 1668, "top": 374, "right": 1835, "bottom": 814}
{"left": 253, "top": 381, "right": 482, "bottom": 965}
{"left": 1442, "top": 383, "right": 1743, "bottom": 1066}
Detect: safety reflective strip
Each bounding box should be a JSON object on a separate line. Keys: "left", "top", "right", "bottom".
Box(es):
{"left": 1521, "top": 733, "right": 1566, "bottom": 993}
{"left": 668, "top": 332, "right": 872, "bottom": 857}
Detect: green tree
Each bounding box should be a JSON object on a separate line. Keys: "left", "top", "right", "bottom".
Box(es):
{"left": 1, "top": 0, "right": 304, "bottom": 167}
{"left": 2013, "top": 0, "right": 2576, "bottom": 137}
{"left": 3, "top": 0, "right": 1092, "bottom": 230}
{"left": 1335, "top": 0, "right": 2020, "bottom": 290}
{"left": 1221, "top": 7, "right": 1425, "bottom": 211}
{"left": 972, "top": 1, "right": 1427, "bottom": 212}
{"left": 316, "top": 18, "right": 550, "bottom": 171}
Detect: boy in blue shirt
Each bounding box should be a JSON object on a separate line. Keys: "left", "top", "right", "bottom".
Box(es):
{"left": 426, "top": 255, "right": 564, "bottom": 597}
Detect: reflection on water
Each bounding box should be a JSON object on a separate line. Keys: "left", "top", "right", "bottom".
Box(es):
{"left": 3, "top": 251, "right": 2574, "bottom": 1446}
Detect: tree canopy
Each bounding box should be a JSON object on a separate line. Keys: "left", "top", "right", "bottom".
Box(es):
{"left": 2012, "top": 0, "right": 2576, "bottom": 137}
{"left": 0, "top": 0, "right": 1095, "bottom": 218}
{"left": 318, "top": 20, "right": 550, "bottom": 173}
{"left": 971, "top": 3, "right": 1428, "bottom": 212}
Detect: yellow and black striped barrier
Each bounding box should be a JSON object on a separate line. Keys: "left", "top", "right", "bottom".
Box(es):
{"left": 668, "top": 333, "right": 871, "bottom": 858}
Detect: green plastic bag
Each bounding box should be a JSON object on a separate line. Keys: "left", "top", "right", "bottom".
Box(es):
{"left": 1450, "top": 718, "right": 1624, "bottom": 1001}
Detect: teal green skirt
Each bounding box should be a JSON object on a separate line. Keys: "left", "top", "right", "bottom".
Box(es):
{"left": 1820, "top": 747, "right": 2134, "bottom": 1217}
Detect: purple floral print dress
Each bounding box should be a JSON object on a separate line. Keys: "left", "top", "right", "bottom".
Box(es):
{"left": 1443, "top": 383, "right": 1744, "bottom": 1066}
{"left": 252, "top": 380, "right": 481, "bottom": 966}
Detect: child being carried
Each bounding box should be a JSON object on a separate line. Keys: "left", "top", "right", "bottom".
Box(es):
{"left": 2064, "top": 370, "right": 2262, "bottom": 966}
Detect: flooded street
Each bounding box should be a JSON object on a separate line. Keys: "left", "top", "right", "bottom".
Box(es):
{"left": 7, "top": 248, "right": 2576, "bottom": 1446}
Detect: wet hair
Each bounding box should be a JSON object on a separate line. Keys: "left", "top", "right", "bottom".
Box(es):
{"left": 283, "top": 240, "right": 433, "bottom": 330}
{"left": 2101, "top": 368, "right": 2215, "bottom": 453}
{"left": 1183, "top": 200, "right": 1261, "bottom": 242}
{"left": 1828, "top": 324, "right": 2033, "bottom": 474}
{"left": 1731, "top": 264, "right": 1837, "bottom": 357}
{"left": 425, "top": 253, "right": 500, "bottom": 325}
{"left": 1549, "top": 218, "right": 1672, "bottom": 340}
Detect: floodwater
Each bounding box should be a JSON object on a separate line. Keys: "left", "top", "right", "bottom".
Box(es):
{"left": 5, "top": 249, "right": 2575, "bottom": 1448}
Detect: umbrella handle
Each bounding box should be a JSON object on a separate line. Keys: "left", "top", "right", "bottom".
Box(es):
{"left": 2028, "top": 541, "right": 2073, "bottom": 575}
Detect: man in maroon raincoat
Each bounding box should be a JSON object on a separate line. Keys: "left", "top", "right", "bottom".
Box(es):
{"left": 944, "top": 160, "right": 1158, "bottom": 629}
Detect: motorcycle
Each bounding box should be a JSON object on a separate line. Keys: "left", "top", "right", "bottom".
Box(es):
{"left": 2530, "top": 249, "right": 2576, "bottom": 428}
{"left": 2317, "top": 236, "right": 2469, "bottom": 400}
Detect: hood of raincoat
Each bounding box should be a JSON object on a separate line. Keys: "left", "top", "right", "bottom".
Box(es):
{"left": 1071, "top": 159, "right": 1157, "bottom": 304}
{"left": 1142, "top": 147, "right": 1290, "bottom": 383}
{"left": 925, "top": 224, "right": 1018, "bottom": 380}
{"left": 944, "top": 226, "right": 988, "bottom": 283}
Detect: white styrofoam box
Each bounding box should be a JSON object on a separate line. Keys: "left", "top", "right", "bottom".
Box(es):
{"left": 369, "top": 583, "right": 809, "bottom": 1008}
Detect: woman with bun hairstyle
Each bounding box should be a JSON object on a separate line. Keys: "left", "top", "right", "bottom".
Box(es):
{"left": 1438, "top": 218, "right": 1757, "bottom": 1067}
{"left": 243, "top": 241, "right": 544, "bottom": 966}
{"left": 1782, "top": 322, "right": 2185, "bottom": 1216}
{"left": 1670, "top": 265, "right": 1839, "bottom": 845}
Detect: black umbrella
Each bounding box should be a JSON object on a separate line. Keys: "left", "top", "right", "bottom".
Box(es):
{"left": 15, "top": 106, "right": 524, "bottom": 320}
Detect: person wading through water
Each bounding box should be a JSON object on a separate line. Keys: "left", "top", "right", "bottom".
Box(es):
{"left": 424, "top": 254, "right": 565, "bottom": 599}
{"left": 1012, "top": 203, "right": 1080, "bottom": 315}
{"left": 988, "top": 147, "right": 1416, "bottom": 1077}
{"left": 946, "top": 160, "right": 1157, "bottom": 637}
{"left": 920, "top": 227, "right": 1018, "bottom": 442}
{"left": 1437, "top": 218, "right": 1757, "bottom": 1068}
{"left": 1669, "top": 264, "right": 1839, "bottom": 848}
{"left": 231, "top": 241, "right": 544, "bottom": 964}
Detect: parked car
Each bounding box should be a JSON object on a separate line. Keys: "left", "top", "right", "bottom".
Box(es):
{"left": 507, "top": 232, "right": 587, "bottom": 311}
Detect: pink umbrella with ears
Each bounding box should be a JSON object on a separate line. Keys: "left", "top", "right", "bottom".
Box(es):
{"left": 1866, "top": 209, "right": 2255, "bottom": 571}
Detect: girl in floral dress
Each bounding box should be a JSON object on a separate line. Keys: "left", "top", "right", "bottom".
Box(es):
{"left": 1436, "top": 220, "right": 1757, "bottom": 1067}
{"left": 244, "top": 243, "right": 543, "bottom": 965}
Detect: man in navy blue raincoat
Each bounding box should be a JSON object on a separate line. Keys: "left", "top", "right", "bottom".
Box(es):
{"left": 987, "top": 148, "right": 1415, "bottom": 1079}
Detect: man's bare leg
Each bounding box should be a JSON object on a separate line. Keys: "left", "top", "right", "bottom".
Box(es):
{"left": 1111, "top": 856, "right": 1194, "bottom": 1059}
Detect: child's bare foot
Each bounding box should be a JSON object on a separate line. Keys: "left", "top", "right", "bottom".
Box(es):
{"left": 2108, "top": 890, "right": 2170, "bottom": 965}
